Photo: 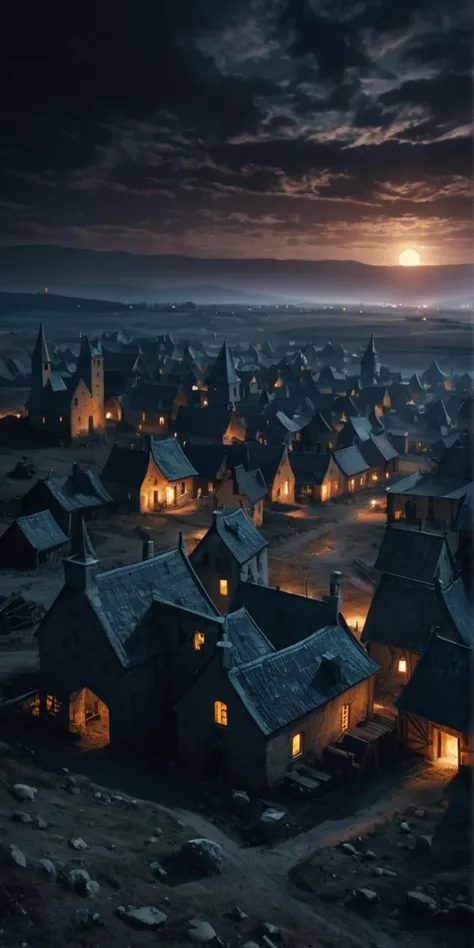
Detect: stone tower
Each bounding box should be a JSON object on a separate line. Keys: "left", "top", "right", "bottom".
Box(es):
{"left": 31, "top": 322, "right": 51, "bottom": 393}
{"left": 76, "top": 335, "right": 104, "bottom": 407}
{"left": 63, "top": 515, "right": 99, "bottom": 592}
{"left": 207, "top": 340, "right": 241, "bottom": 406}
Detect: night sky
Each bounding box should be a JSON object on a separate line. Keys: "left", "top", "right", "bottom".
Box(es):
{"left": 1, "top": 0, "right": 471, "bottom": 265}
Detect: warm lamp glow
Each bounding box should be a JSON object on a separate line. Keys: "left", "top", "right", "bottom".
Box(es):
{"left": 399, "top": 249, "right": 421, "bottom": 267}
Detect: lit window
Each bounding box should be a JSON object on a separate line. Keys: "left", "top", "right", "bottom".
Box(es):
{"left": 106, "top": 411, "right": 112, "bottom": 420}
{"left": 292, "top": 732, "right": 303, "bottom": 758}
{"left": 359, "top": 477, "right": 364, "bottom": 486}
{"left": 371, "top": 473, "right": 378, "bottom": 481}
{"left": 342, "top": 412, "right": 347, "bottom": 422}
{"left": 321, "top": 484, "right": 328, "bottom": 501}
{"left": 385, "top": 472, "right": 390, "bottom": 479}
{"left": 159, "top": 416, "right": 165, "bottom": 425}
{"left": 58, "top": 416, "right": 63, "bottom": 423}
{"left": 333, "top": 481, "right": 337, "bottom": 491}
{"left": 328, "top": 441, "right": 333, "bottom": 449}
{"left": 284, "top": 479, "right": 289, "bottom": 496}
{"left": 192, "top": 385, "right": 199, "bottom": 391}
{"left": 42, "top": 416, "right": 46, "bottom": 424}
{"left": 398, "top": 658, "right": 407, "bottom": 674}
{"left": 180, "top": 481, "right": 186, "bottom": 495}
{"left": 203, "top": 398, "right": 208, "bottom": 406}
{"left": 341, "top": 704, "right": 350, "bottom": 732}
{"left": 220, "top": 579, "right": 228, "bottom": 596}
{"left": 194, "top": 631, "right": 205, "bottom": 651}
{"left": 214, "top": 700, "right": 228, "bottom": 726}
{"left": 142, "top": 412, "right": 146, "bottom": 422}
{"left": 208, "top": 481, "right": 214, "bottom": 493}
{"left": 138, "top": 423, "right": 142, "bottom": 430}
{"left": 349, "top": 478, "right": 355, "bottom": 491}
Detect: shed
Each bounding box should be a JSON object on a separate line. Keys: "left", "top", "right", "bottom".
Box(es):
{"left": 0, "top": 510, "right": 69, "bottom": 569}
{"left": 21, "top": 465, "right": 112, "bottom": 535}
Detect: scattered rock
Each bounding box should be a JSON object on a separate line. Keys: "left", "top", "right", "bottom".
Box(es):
{"left": 110, "top": 794, "right": 124, "bottom": 804}
{"left": 230, "top": 906, "right": 248, "bottom": 921}
{"left": 243, "top": 943, "right": 260, "bottom": 948}
{"left": 92, "top": 912, "right": 103, "bottom": 926}
{"left": 10, "top": 845, "right": 27, "bottom": 868}
{"left": 69, "top": 869, "right": 91, "bottom": 892}
{"left": 261, "top": 921, "right": 280, "bottom": 936}
{"left": 180, "top": 838, "right": 225, "bottom": 874}
{"left": 373, "top": 867, "right": 397, "bottom": 877}
{"left": 406, "top": 891, "right": 437, "bottom": 913}
{"left": 32, "top": 815, "right": 48, "bottom": 830}
{"left": 117, "top": 905, "right": 167, "bottom": 929}
{"left": 145, "top": 836, "right": 161, "bottom": 845}
{"left": 341, "top": 842, "right": 358, "bottom": 856}
{"left": 149, "top": 861, "right": 167, "bottom": 878}
{"left": 187, "top": 919, "right": 217, "bottom": 944}
{"left": 39, "top": 858, "right": 57, "bottom": 881}
{"left": 12, "top": 784, "right": 37, "bottom": 803}
{"left": 85, "top": 880, "right": 100, "bottom": 898}
{"left": 354, "top": 888, "right": 379, "bottom": 905}
{"left": 69, "top": 837, "right": 88, "bottom": 851}
{"left": 416, "top": 834, "right": 433, "bottom": 851}
{"left": 74, "top": 908, "right": 92, "bottom": 930}
{"left": 12, "top": 811, "right": 32, "bottom": 825}
{"left": 400, "top": 821, "right": 412, "bottom": 834}
{"left": 364, "top": 850, "right": 376, "bottom": 860}
{"left": 413, "top": 808, "right": 426, "bottom": 818}
{"left": 64, "top": 775, "right": 77, "bottom": 789}
{"left": 262, "top": 937, "right": 279, "bottom": 948}
{"left": 231, "top": 789, "right": 251, "bottom": 812}
{"left": 153, "top": 826, "right": 163, "bottom": 837}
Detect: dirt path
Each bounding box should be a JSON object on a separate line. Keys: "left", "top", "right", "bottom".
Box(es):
{"left": 270, "top": 507, "right": 356, "bottom": 559}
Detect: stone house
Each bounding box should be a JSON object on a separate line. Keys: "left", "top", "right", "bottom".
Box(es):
{"left": 175, "top": 616, "right": 378, "bottom": 790}
{"left": 36, "top": 522, "right": 221, "bottom": 749}
{"left": 27, "top": 325, "right": 106, "bottom": 440}
{"left": 289, "top": 453, "right": 341, "bottom": 503}
{"left": 361, "top": 526, "right": 472, "bottom": 696}
{"left": 174, "top": 406, "right": 246, "bottom": 445}
{"left": 21, "top": 464, "right": 112, "bottom": 535}
{"left": 332, "top": 445, "right": 369, "bottom": 494}
{"left": 213, "top": 465, "right": 267, "bottom": 526}
{"left": 225, "top": 443, "right": 296, "bottom": 505}
{"left": 396, "top": 634, "right": 471, "bottom": 770}
{"left": 190, "top": 508, "right": 268, "bottom": 614}
{"left": 0, "top": 510, "right": 69, "bottom": 569}
{"left": 101, "top": 436, "right": 196, "bottom": 512}
{"left": 123, "top": 382, "right": 187, "bottom": 434}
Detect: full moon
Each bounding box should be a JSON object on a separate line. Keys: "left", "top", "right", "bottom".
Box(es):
{"left": 399, "top": 249, "right": 421, "bottom": 267}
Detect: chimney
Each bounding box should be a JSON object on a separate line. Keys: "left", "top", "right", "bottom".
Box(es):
{"left": 72, "top": 461, "right": 79, "bottom": 483}
{"left": 178, "top": 531, "right": 186, "bottom": 554}
{"left": 217, "top": 636, "right": 233, "bottom": 670}
{"left": 323, "top": 570, "right": 342, "bottom": 623}
{"left": 142, "top": 538, "right": 155, "bottom": 560}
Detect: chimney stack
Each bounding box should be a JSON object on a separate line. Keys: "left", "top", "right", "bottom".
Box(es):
{"left": 72, "top": 461, "right": 79, "bottom": 483}
{"left": 324, "top": 570, "right": 342, "bottom": 623}
{"left": 217, "top": 636, "right": 233, "bottom": 670}
{"left": 142, "top": 538, "right": 155, "bottom": 560}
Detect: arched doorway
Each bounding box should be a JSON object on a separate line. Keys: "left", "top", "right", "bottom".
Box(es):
{"left": 69, "top": 688, "right": 110, "bottom": 748}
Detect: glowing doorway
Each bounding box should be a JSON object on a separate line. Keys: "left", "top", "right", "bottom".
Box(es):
{"left": 69, "top": 688, "right": 110, "bottom": 748}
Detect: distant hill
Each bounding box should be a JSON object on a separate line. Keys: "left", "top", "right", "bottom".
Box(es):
{"left": 0, "top": 291, "right": 128, "bottom": 313}
{"left": 0, "top": 245, "right": 472, "bottom": 305}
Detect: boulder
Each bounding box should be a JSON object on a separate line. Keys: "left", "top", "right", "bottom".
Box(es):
{"left": 187, "top": 919, "right": 217, "bottom": 944}
{"left": 230, "top": 906, "right": 249, "bottom": 921}
{"left": 406, "top": 890, "right": 437, "bottom": 913}
{"left": 149, "top": 861, "right": 167, "bottom": 878}
{"left": 85, "top": 880, "right": 100, "bottom": 898}
{"left": 341, "top": 842, "right": 358, "bottom": 856}
{"left": 261, "top": 921, "right": 280, "bottom": 936}
{"left": 12, "top": 810, "right": 32, "bottom": 824}
{"left": 69, "top": 837, "right": 89, "bottom": 851}
{"left": 231, "top": 789, "right": 251, "bottom": 814}
{"left": 416, "top": 834, "right": 433, "bottom": 852}
{"left": 12, "top": 783, "right": 37, "bottom": 802}
{"left": 39, "top": 858, "right": 57, "bottom": 881}
{"left": 32, "top": 814, "right": 48, "bottom": 830}
{"left": 413, "top": 808, "right": 426, "bottom": 818}
{"left": 257, "top": 807, "right": 286, "bottom": 840}
{"left": 373, "top": 867, "right": 397, "bottom": 877}
{"left": 364, "top": 850, "right": 376, "bottom": 860}
{"left": 118, "top": 905, "right": 168, "bottom": 929}
{"left": 354, "top": 887, "right": 379, "bottom": 905}
{"left": 10, "top": 844, "right": 27, "bottom": 868}
{"left": 400, "top": 821, "right": 412, "bottom": 834}
{"left": 180, "top": 838, "right": 224, "bottom": 874}
{"left": 69, "top": 869, "right": 91, "bottom": 891}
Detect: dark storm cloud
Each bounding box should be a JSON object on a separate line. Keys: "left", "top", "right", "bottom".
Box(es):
{"left": 0, "top": 0, "right": 471, "bottom": 263}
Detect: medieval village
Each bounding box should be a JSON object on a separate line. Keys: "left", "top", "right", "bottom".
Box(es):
{"left": 0, "top": 314, "right": 471, "bottom": 948}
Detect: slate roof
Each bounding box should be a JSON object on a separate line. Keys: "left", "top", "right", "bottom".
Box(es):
{"left": 228, "top": 625, "right": 379, "bottom": 735}
{"left": 389, "top": 472, "right": 472, "bottom": 500}
{"left": 350, "top": 416, "right": 374, "bottom": 441}
{"left": 396, "top": 634, "right": 470, "bottom": 735}
{"left": 333, "top": 445, "right": 369, "bottom": 476}
{"left": 438, "top": 577, "right": 474, "bottom": 648}
{"left": 374, "top": 526, "right": 454, "bottom": 584}
{"left": 208, "top": 341, "right": 240, "bottom": 386}
{"left": 213, "top": 508, "right": 267, "bottom": 564}
{"left": 128, "top": 382, "right": 181, "bottom": 412}
{"left": 89, "top": 548, "right": 219, "bottom": 667}
{"left": 44, "top": 469, "right": 112, "bottom": 512}
{"left": 150, "top": 437, "right": 197, "bottom": 481}
{"left": 289, "top": 452, "right": 331, "bottom": 486}
{"left": 13, "top": 510, "right": 68, "bottom": 551}
{"left": 422, "top": 360, "right": 445, "bottom": 385}
{"left": 361, "top": 574, "right": 443, "bottom": 653}
{"left": 234, "top": 465, "right": 267, "bottom": 504}
{"left": 227, "top": 443, "right": 289, "bottom": 488}
{"left": 437, "top": 446, "right": 472, "bottom": 482}
{"left": 224, "top": 607, "right": 275, "bottom": 665}
{"left": 174, "top": 406, "right": 236, "bottom": 438}
{"left": 358, "top": 434, "right": 398, "bottom": 467}
{"left": 32, "top": 323, "right": 51, "bottom": 364}
{"left": 102, "top": 444, "right": 149, "bottom": 488}
{"left": 231, "top": 582, "right": 338, "bottom": 649}
{"left": 455, "top": 491, "right": 472, "bottom": 534}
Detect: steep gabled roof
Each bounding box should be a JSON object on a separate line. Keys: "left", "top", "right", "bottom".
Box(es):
{"left": 224, "top": 607, "right": 275, "bottom": 665}
{"left": 361, "top": 574, "right": 443, "bottom": 653}
{"left": 102, "top": 444, "right": 150, "bottom": 489}
{"left": 289, "top": 452, "right": 331, "bottom": 486}
{"left": 150, "top": 437, "right": 197, "bottom": 481}
{"left": 358, "top": 433, "right": 398, "bottom": 467}
{"left": 212, "top": 508, "right": 267, "bottom": 565}
{"left": 43, "top": 468, "right": 112, "bottom": 512}
{"left": 208, "top": 340, "right": 240, "bottom": 386}
{"left": 438, "top": 577, "right": 474, "bottom": 647}
{"left": 182, "top": 444, "right": 228, "bottom": 481}
{"left": 234, "top": 465, "right": 267, "bottom": 504}
{"left": 333, "top": 444, "right": 369, "bottom": 476}
{"left": 228, "top": 625, "right": 379, "bottom": 735}
{"left": 231, "top": 581, "right": 338, "bottom": 650}
{"left": 12, "top": 510, "right": 68, "bottom": 551}
{"left": 374, "top": 526, "right": 454, "bottom": 585}
{"left": 422, "top": 360, "right": 445, "bottom": 385}
{"left": 174, "top": 406, "right": 237, "bottom": 438}
{"left": 32, "top": 323, "right": 51, "bottom": 364}
{"left": 396, "top": 634, "right": 470, "bottom": 734}
{"left": 455, "top": 490, "right": 472, "bottom": 534}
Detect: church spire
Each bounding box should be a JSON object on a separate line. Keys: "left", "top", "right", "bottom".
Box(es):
{"left": 31, "top": 322, "right": 52, "bottom": 391}
{"left": 63, "top": 515, "right": 99, "bottom": 592}
{"left": 32, "top": 322, "right": 51, "bottom": 364}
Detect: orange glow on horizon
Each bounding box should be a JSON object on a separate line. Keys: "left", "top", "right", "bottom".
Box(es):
{"left": 399, "top": 249, "right": 421, "bottom": 266}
